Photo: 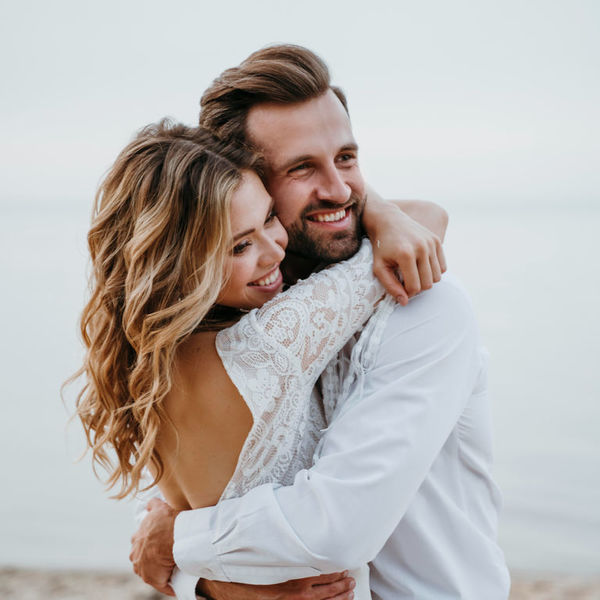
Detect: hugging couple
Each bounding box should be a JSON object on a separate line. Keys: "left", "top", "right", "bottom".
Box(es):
{"left": 75, "top": 44, "right": 510, "bottom": 599}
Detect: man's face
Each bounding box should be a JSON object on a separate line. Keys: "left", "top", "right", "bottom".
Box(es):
{"left": 246, "top": 90, "right": 365, "bottom": 265}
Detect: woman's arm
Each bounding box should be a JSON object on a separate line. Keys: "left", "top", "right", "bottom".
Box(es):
{"left": 218, "top": 240, "right": 384, "bottom": 389}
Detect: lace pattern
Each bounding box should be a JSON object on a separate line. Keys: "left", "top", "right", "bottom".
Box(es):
{"left": 216, "top": 240, "right": 383, "bottom": 501}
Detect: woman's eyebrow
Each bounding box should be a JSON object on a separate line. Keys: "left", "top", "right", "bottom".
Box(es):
{"left": 233, "top": 199, "right": 274, "bottom": 241}
{"left": 233, "top": 227, "right": 255, "bottom": 241}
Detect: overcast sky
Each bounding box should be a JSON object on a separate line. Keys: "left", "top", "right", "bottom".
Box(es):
{"left": 1, "top": 0, "right": 599, "bottom": 209}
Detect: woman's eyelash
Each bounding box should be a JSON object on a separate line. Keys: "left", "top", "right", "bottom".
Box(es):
{"left": 233, "top": 210, "right": 277, "bottom": 254}
{"left": 233, "top": 240, "right": 251, "bottom": 255}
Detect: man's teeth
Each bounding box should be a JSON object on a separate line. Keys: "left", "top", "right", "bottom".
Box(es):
{"left": 312, "top": 209, "right": 347, "bottom": 223}
{"left": 253, "top": 269, "right": 279, "bottom": 287}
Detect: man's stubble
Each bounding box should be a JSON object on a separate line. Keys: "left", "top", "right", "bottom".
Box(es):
{"left": 284, "top": 192, "right": 366, "bottom": 265}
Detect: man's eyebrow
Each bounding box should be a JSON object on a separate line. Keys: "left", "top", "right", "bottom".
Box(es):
{"left": 340, "top": 142, "right": 359, "bottom": 153}
{"left": 278, "top": 154, "right": 313, "bottom": 172}
{"left": 277, "top": 144, "right": 359, "bottom": 172}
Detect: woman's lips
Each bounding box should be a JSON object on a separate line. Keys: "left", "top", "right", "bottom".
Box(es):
{"left": 249, "top": 266, "right": 283, "bottom": 290}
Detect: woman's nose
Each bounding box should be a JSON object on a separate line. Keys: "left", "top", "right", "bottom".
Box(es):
{"left": 261, "top": 223, "right": 286, "bottom": 265}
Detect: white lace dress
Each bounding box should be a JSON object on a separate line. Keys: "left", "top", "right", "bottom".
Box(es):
{"left": 169, "top": 240, "right": 383, "bottom": 599}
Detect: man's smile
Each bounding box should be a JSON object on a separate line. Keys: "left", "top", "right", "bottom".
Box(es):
{"left": 307, "top": 208, "right": 348, "bottom": 223}
{"left": 304, "top": 205, "right": 355, "bottom": 229}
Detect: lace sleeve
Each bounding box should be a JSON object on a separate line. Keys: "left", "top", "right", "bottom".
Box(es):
{"left": 216, "top": 240, "right": 383, "bottom": 405}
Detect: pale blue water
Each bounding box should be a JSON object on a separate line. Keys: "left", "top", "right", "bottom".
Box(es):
{"left": 0, "top": 203, "right": 598, "bottom": 574}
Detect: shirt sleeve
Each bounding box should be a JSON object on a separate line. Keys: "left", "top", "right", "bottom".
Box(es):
{"left": 133, "top": 476, "right": 206, "bottom": 599}
{"left": 173, "top": 275, "right": 485, "bottom": 583}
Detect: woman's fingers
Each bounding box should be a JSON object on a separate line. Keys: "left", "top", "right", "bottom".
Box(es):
{"left": 416, "top": 255, "right": 434, "bottom": 292}
{"left": 430, "top": 248, "right": 442, "bottom": 284}
{"left": 372, "top": 261, "right": 409, "bottom": 304}
{"left": 436, "top": 237, "right": 448, "bottom": 273}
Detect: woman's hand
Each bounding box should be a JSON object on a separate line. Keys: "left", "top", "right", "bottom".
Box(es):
{"left": 198, "top": 571, "right": 356, "bottom": 600}
{"left": 361, "top": 186, "right": 448, "bottom": 304}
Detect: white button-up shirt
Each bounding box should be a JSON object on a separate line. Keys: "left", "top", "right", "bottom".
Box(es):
{"left": 170, "top": 274, "right": 510, "bottom": 599}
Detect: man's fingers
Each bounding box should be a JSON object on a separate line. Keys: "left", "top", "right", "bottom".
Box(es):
{"left": 306, "top": 571, "right": 348, "bottom": 586}
{"left": 154, "top": 583, "right": 175, "bottom": 597}
{"left": 327, "top": 592, "right": 354, "bottom": 600}
{"left": 314, "top": 576, "right": 355, "bottom": 599}
{"left": 146, "top": 497, "right": 165, "bottom": 512}
{"left": 141, "top": 573, "right": 174, "bottom": 596}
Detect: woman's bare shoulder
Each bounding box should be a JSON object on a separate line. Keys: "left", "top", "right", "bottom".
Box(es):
{"left": 169, "top": 332, "right": 233, "bottom": 409}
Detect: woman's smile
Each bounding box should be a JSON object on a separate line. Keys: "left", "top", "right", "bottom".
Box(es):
{"left": 248, "top": 266, "right": 283, "bottom": 290}
{"left": 217, "top": 170, "right": 288, "bottom": 310}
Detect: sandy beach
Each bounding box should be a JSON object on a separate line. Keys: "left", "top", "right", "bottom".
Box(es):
{"left": 1, "top": 568, "right": 599, "bottom": 600}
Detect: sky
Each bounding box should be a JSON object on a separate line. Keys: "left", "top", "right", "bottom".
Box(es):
{"left": 1, "top": 0, "right": 599, "bottom": 210}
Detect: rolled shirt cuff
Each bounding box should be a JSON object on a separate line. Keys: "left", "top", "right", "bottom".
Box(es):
{"left": 170, "top": 567, "right": 203, "bottom": 600}
{"left": 173, "top": 505, "right": 229, "bottom": 581}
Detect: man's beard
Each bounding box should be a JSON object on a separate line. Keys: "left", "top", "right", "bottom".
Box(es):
{"left": 285, "top": 193, "right": 365, "bottom": 265}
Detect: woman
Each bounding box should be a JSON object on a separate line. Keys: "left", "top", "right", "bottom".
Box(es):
{"left": 73, "top": 120, "right": 383, "bottom": 599}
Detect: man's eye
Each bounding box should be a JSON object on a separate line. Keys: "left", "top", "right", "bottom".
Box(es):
{"left": 265, "top": 210, "right": 278, "bottom": 224}
{"left": 338, "top": 153, "right": 356, "bottom": 163}
{"left": 233, "top": 240, "right": 251, "bottom": 255}
{"left": 289, "top": 163, "right": 310, "bottom": 174}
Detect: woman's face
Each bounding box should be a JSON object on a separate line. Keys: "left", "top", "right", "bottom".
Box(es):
{"left": 217, "top": 170, "right": 288, "bottom": 310}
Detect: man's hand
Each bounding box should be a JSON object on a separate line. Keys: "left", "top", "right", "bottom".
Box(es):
{"left": 362, "top": 187, "right": 448, "bottom": 304}
{"left": 130, "top": 498, "right": 179, "bottom": 597}
{"left": 198, "top": 571, "right": 355, "bottom": 600}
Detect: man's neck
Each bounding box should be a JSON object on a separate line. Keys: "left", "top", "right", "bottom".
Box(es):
{"left": 281, "top": 252, "right": 321, "bottom": 285}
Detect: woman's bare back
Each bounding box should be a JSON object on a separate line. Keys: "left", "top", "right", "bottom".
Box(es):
{"left": 155, "top": 331, "right": 253, "bottom": 511}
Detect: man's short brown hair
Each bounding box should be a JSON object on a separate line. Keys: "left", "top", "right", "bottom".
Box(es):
{"left": 199, "top": 44, "right": 348, "bottom": 144}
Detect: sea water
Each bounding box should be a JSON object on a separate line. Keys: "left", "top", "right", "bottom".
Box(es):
{"left": 0, "top": 202, "right": 598, "bottom": 574}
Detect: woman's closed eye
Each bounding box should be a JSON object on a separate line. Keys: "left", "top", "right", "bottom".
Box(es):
{"left": 233, "top": 240, "right": 251, "bottom": 255}
{"left": 233, "top": 206, "right": 278, "bottom": 255}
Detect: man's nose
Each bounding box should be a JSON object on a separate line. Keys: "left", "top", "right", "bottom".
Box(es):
{"left": 317, "top": 164, "right": 351, "bottom": 204}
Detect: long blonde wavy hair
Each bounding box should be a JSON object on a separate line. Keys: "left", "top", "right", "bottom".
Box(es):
{"left": 72, "top": 120, "right": 260, "bottom": 499}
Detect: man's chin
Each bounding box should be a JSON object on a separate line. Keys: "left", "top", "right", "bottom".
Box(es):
{"left": 289, "top": 230, "right": 362, "bottom": 264}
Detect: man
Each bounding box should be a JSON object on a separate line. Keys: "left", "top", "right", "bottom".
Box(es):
{"left": 131, "top": 45, "right": 510, "bottom": 599}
